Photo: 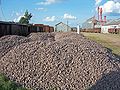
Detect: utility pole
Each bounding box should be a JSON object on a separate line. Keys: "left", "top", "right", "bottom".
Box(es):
{"left": 77, "top": 25, "right": 80, "bottom": 34}
{"left": 67, "top": 20, "right": 68, "bottom": 31}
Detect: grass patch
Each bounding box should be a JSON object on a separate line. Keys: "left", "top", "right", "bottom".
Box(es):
{"left": 81, "top": 32, "right": 120, "bottom": 56}
{"left": 0, "top": 74, "right": 28, "bottom": 90}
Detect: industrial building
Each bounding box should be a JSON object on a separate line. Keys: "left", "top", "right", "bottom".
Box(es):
{"left": 82, "top": 6, "right": 120, "bottom": 34}
{"left": 101, "top": 19, "right": 120, "bottom": 33}
{"left": 82, "top": 7, "right": 107, "bottom": 33}
{"left": 82, "top": 17, "right": 98, "bottom": 29}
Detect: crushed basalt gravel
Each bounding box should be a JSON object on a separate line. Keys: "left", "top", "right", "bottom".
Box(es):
{"left": 0, "top": 35, "right": 30, "bottom": 59}
{"left": 0, "top": 32, "right": 120, "bottom": 90}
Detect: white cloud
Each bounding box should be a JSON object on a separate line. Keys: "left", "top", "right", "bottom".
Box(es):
{"left": 13, "top": 12, "right": 24, "bottom": 22}
{"left": 35, "top": 8, "right": 47, "bottom": 11}
{"left": 100, "top": 1, "right": 120, "bottom": 14}
{"left": 95, "top": 0, "right": 102, "bottom": 5}
{"left": 37, "top": 0, "right": 59, "bottom": 5}
{"left": 16, "top": 12, "right": 20, "bottom": 16}
{"left": 43, "top": 16, "right": 56, "bottom": 22}
{"left": 63, "top": 13, "right": 77, "bottom": 20}
{"left": 14, "top": 15, "right": 25, "bottom": 22}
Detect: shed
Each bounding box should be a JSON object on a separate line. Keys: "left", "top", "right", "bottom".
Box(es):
{"left": 55, "top": 22, "right": 72, "bottom": 32}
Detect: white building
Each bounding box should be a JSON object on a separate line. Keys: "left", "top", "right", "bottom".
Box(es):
{"left": 101, "top": 19, "right": 120, "bottom": 33}
{"left": 55, "top": 22, "right": 72, "bottom": 32}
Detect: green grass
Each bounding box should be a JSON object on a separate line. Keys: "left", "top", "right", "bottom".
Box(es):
{"left": 0, "top": 74, "right": 58, "bottom": 90}
{"left": 81, "top": 32, "right": 120, "bottom": 56}
{"left": 0, "top": 74, "right": 28, "bottom": 90}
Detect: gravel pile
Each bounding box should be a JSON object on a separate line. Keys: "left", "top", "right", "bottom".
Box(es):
{"left": 0, "top": 32, "right": 120, "bottom": 90}
{"left": 28, "top": 32, "right": 55, "bottom": 42}
{"left": 0, "top": 33, "right": 54, "bottom": 59}
{"left": 0, "top": 35, "right": 31, "bottom": 59}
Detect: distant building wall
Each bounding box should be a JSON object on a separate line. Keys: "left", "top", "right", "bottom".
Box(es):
{"left": 82, "top": 22, "right": 94, "bottom": 29}
{"left": 34, "top": 24, "right": 54, "bottom": 32}
{"left": 71, "top": 27, "right": 77, "bottom": 32}
{"left": 82, "top": 17, "right": 98, "bottom": 29}
{"left": 81, "top": 28, "right": 101, "bottom": 33}
{"left": 55, "top": 22, "right": 72, "bottom": 32}
{"left": 101, "top": 25, "right": 120, "bottom": 33}
{"left": 108, "top": 28, "right": 120, "bottom": 34}
{"left": 34, "top": 24, "right": 44, "bottom": 32}
{"left": 0, "top": 23, "right": 11, "bottom": 36}
{"left": 50, "top": 27, "right": 54, "bottom": 32}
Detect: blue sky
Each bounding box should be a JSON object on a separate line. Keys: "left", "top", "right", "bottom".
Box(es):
{"left": 0, "top": 0, "right": 120, "bottom": 26}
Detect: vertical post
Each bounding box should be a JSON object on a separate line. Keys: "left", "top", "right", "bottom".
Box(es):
{"left": 55, "top": 25, "right": 57, "bottom": 32}
{"left": 100, "top": 8, "right": 103, "bottom": 22}
{"left": 67, "top": 20, "right": 68, "bottom": 31}
{"left": 104, "top": 16, "right": 106, "bottom": 23}
{"left": 77, "top": 25, "right": 80, "bottom": 34}
{"left": 98, "top": 7, "right": 99, "bottom": 21}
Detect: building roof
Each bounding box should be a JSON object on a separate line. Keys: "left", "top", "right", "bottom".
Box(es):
{"left": 55, "top": 22, "right": 71, "bottom": 28}
{"left": 105, "top": 18, "right": 120, "bottom": 25}
{"left": 83, "top": 17, "right": 98, "bottom": 24}
{"left": 82, "top": 16, "right": 99, "bottom": 29}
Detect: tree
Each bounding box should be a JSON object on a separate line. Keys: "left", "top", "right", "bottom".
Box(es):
{"left": 19, "top": 10, "right": 32, "bottom": 24}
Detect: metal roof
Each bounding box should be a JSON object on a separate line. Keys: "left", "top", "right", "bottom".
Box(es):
{"left": 55, "top": 22, "right": 71, "bottom": 28}
{"left": 105, "top": 19, "right": 120, "bottom": 25}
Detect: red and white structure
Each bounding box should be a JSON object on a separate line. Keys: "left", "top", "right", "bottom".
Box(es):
{"left": 97, "top": 7, "right": 106, "bottom": 25}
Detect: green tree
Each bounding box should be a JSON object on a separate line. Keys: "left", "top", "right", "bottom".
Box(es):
{"left": 19, "top": 10, "right": 32, "bottom": 24}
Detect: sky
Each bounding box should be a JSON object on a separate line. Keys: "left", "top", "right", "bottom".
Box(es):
{"left": 0, "top": 0, "right": 120, "bottom": 26}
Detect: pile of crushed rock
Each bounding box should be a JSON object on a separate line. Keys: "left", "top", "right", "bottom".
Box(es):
{"left": 0, "top": 35, "right": 29, "bottom": 59}
{"left": 0, "top": 32, "right": 120, "bottom": 90}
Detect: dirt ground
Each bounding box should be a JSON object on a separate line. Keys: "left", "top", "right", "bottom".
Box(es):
{"left": 81, "top": 32, "right": 120, "bottom": 56}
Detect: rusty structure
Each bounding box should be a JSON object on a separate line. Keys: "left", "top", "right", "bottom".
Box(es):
{"left": 34, "top": 24, "right": 54, "bottom": 33}
{"left": 0, "top": 21, "right": 54, "bottom": 37}
{"left": 82, "top": 6, "right": 108, "bottom": 33}
{"left": 98, "top": 7, "right": 107, "bottom": 26}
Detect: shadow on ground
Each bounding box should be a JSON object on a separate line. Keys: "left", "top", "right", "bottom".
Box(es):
{"left": 106, "top": 47, "right": 120, "bottom": 61}
{"left": 114, "top": 53, "right": 120, "bottom": 60}
{"left": 89, "top": 71, "right": 120, "bottom": 90}
{"left": 89, "top": 48, "right": 120, "bottom": 90}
